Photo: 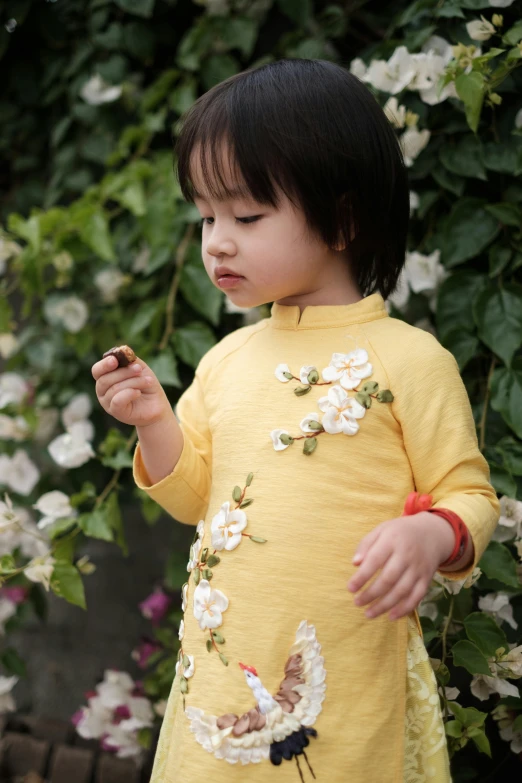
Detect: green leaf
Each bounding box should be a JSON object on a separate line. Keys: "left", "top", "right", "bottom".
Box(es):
{"left": 0, "top": 555, "right": 15, "bottom": 572}
{"left": 147, "top": 353, "right": 182, "bottom": 387}
{"left": 485, "top": 203, "right": 522, "bottom": 227}
{"left": 439, "top": 137, "right": 486, "bottom": 181}
{"left": 464, "top": 612, "right": 508, "bottom": 658}
{"left": 441, "top": 198, "right": 500, "bottom": 267}
{"left": 114, "top": 0, "right": 155, "bottom": 18}
{"left": 113, "top": 182, "right": 147, "bottom": 217}
{"left": 448, "top": 702, "right": 487, "bottom": 729}
{"left": 451, "top": 640, "right": 492, "bottom": 676}
{"left": 201, "top": 55, "right": 240, "bottom": 91}
{"left": 218, "top": 652, "right": 229, "bottom": 666}
{"left": 436, "top": 271, "right": 486, "bottom": 342}
{"left": 0, "top": 648, "right": 27, "bottom": 678}
{"left": 50, "top": 561, "right": 86, "bottom": 610}
{"left": 472, "top": 284, "right": 522, "bottom": 367}
{"left": 128, "top": 299, "right": 163, "bottom": 338}
{"left": 440, "top": 329, "right": 479, "bottom": 372}
{"left": 139, "top": 493, "right": 162, "bottom": 526}
{"left": 496, "top": 436, "right": 522, "bottom": 476}
{"left": 219, "top": 17, "right": 258, "bottom": 58}
{"left": 174, "top": 322, "right": 216, "bottom": 369}
{"left": 503, "top": 20, "right": 522, "bottom": 46}
{"left": 445, "top": 720, "right": 463, "bottom": 738}
{"left": 468, "top": 726, "right": 491, "bottom": 757}
{"left": 489, "top": 463, "right": 517, "bottom": 497}
{"left": 101, "top": 450, "right": 134, "bottom": 470}
{"left": 455, "top": 71, "right": 485, "bottom": 133}
{"left": 206, "top": 555, "right": 220, "bottom": 567}
{"left": 483, "top": 138, "right": 522, "bottom": 176}
{"left": 277, "top": 0, "right": 312, "bottom": 25}
{"left": 431, "top": 166, "right": 465, "bottom": 197}
{"left": 490, "top": 359, "right": 522, "bottom": 439}
{"left": 489, "top": 246, "right": 512, "bottom": 278}
{"left": 106, "top": 493, "right": 127, "bottom": 556}
{"left": 79, "top": 209, "right": 115, "bottom": 262}
{"left": 7, "top": 214, "right": 41, "bottom": 252}
{"left": 77, "top": 509, "right": 114, "bottom": 542}
{"left": 479, "top": 541, "right": 520, "bottom": 588}
{"left": 180, "top": 252, "right": 223, "bottom": 327}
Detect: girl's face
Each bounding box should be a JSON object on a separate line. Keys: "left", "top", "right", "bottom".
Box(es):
{"left": 191, "top": 147, "right": 360, "bottom": 311}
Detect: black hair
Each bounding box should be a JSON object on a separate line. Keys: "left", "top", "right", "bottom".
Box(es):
{"left": 174, "top": 58, "right": 409, "bottom": 300}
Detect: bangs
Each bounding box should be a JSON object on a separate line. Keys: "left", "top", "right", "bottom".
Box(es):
{"left": 173, "top": 58, "right": 409, "bottom": 300}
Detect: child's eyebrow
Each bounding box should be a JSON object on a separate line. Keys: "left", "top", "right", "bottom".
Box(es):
{"left": 192, "top": 187, "right": 251, "bottom": 202}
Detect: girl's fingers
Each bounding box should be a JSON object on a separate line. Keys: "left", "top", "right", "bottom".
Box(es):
{"left": 347, "top": 540, "right": 391, "bottom": 594}
{"left": 388, "top": 580, "right": 428, "bottom": 622}
{"left": 363, "top": 571, "right": 417, "bottom": 619}
{"left": 92, "top": 354, "right": 119, "bottom": 380}
{"left": 96, "top": 362, "right": 143, "bottom": 397}
{"left": 352, "top": 555, "right": 405, "bottom": 607}
{"left": 110, "top": 387, "right": 141, "bottom": 414}
{"left": 103, "top": 375, "right": 153, "bottom": 405}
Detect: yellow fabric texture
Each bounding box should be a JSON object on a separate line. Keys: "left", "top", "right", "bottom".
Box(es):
{"left": 133, "top": 293, "right": 499, "bottom": 782}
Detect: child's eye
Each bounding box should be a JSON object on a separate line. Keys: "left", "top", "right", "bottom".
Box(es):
{"left": 200, "top": 216, "right": 261, "bottom": 226}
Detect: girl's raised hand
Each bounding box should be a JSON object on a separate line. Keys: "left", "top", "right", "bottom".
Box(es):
{"left": 347, "top": 513, "right": 456, "bottom": 622}
{"left": 92, "top": 354, "right": 172, "bottom": 428}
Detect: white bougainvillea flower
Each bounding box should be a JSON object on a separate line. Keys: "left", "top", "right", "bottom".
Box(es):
{"left": 318, "top": 385, "right": 366, "bottom": 435}
{"left": 0, "top": 597, "right": 17, "bottom": 635}
{"left": 300, "top": 412, "right": 322, "bottom": 434}
{"left": 466, "top": 16, "right": 496, "bottom": 41}
{"left": 132, "top": 245, "right": 151, "bottom": 274}
{"left": 400, "top": 126, "right": 431, "bottom": 167}
{"left": 34, "top": 407, "right": 59, "bottom": 444}
{"left": 80, "top": 74, "right": 122, "bottom": 105}
{"left": 409, "top": 191, "right": 420, "bottom": 216}
{"left": 211, "top": 501, "right": 247, "bottom": 551}
{"left": 178, "top": 619, "right": 185, "bottom": 641}
{"left": 187, "top": 538, "right": 202, "bottom": 571}
{"left": 488, "top": 0, "right": 514, "bottom": 7}
{"left": 33, "top": 490, "right": 77, "bottom": 531}
{"left": 48, "top": 426, "right": 95, "bottom": 468}
{"left": 383, "top": 96, "right": 406, "bottom": 128}
{"left": 404, "top": 249, "right": 447, "bottom": 294}
{"left": 0, "top": 414, "right": 29, "bottom": 441}
{"left": 44, "top": 296, "right": 89, "bottom": 333}
{"left": 470, "top": 673, "right": 520, "bottom": 701}
{"left": 0, "top": 373, "right": 29, "bottom": 409}
{"left": 0, "top": 493, "right": 17, "bottom": 532}
{"left": 385, "top": 270, "right": 410, "bottom": 313}
{"left": 515, "top": 107, "right": 522, "bottom": 130}
{"left": 193, "top": 579, "right": 229, "bottom": 630}
{"left": 270, "top": 428, "right": 292, "bottom": 451}
{"left": 175, "top": 654, "right": 195, "bottom": 679}
{"left": 67, "top": 419, "right": 95, "bottom": 443}
{"left": 62, "top": 393, "right": 92, "bottom": 430}
{"left": 94, "top": 268, "right": 129, "bottom": 304}
{"left": 478, "top": 592, "right": 518, "bottom": 630}
{"left": 0, "top": 450, "right": 40, "bottom": 496}
{"left": 0, "top": 675, "right": 18, "bottom": 713}
{"left": 0, "top": 334, "right": 20, "bottom": 359}
{"left": 181, "top": 583, "right": 189, "bottom": 612}
{"left": 492, "top": 496, "right": 522, "bottom": 543}
{"left": 275, "top": 363, "right": 292, "bottom": 382}
{"left": 298, "top": 365, "right": 318, "bottom": 385}
{"left": 96, "top": 669, "right": 135, "bottom": 708}
{"left": 364, "top": 46, "right": 417, "bottom": 94}
{"left": 433, "top": 566, "right": 482, "bottom": 595}
{"left": 24, "top": 554, "right": 56, "bottom": 591}
{"left": 322, "top": 349, "right": 372, "bottom": 390}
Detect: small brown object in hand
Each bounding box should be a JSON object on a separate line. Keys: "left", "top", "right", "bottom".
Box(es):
{"left": 102, "top": 345, "right": 137, "bottom": 368}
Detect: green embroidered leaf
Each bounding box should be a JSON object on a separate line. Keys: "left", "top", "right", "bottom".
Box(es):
{"left": 376, "top": 389, "right": 394, "bottom": 403}
{"left": 206, "top": 555, "right": 221, "bottom": 567}
{"left": 246, "top": 472, "right": 254, "bottom": 486}
{"left": 180, "top": 676, "right": 188, "bottom": 693}
{"left": 193, "top": 568, "right": 200, "bottom": 586}
{"left": 361, "top": 381, "right": 379, "bottom": 394}
{"left": 206, "top": 639, "right": 212, "bottom": 652}
{"left": 232, "top": 486, "right": 242, "bottom": 502}
{"left": 279, "top": 433, "right": 294, "bottom": 445}
{"left": 303, "top": 437, "right": 318, "bottom": 455}
{"left": 250, "top": 536, "right": 267, "bottom": 543}
{"left": 212, "top": 631, "right": 225, "bottom": 644}
{"left": 307, "top": 369, "right": 319, "bottom": 384}
{"left": 239, "top": 498, "right": 254, "bottom": 508}
{"left": 200, "top": 547, "right": 208, "bottom": 563}
{"left": 294, "top": 384, "right": 312, "bottom": 396}
{"left": 201, "top": 568, "right": 213, "bottom": 580}
{"left": 282, "top": 371, "right": 293, "bottom": 380}
{"left": 182, "top": 654, "right": 190, "bottom": 668}
{"left": 219, "top": 652, "right": 229, "bottom": 666}
{"left": 355, "top": 392, "right": 372, "bottom": 409}
{"left": 307, "top": 421, "right": 323, "bottom": 431}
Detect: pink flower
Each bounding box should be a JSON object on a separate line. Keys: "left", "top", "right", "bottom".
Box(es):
{"left": 131, "top": 638, "right": 162, "bottom": 670}
{"left": 138, "top": 589, "right": 172, "bottom": 625}
{"left": 132, "top": 681, "right": 144, "bottom": 697}
{"left": 0, "top": 586, "right": 28, "bottom": 605}
{"left": 113, "top": 704, "right": 131, "bottom": 722}
{"left": 70, "top": 708, "right": 85, "bottom": 728}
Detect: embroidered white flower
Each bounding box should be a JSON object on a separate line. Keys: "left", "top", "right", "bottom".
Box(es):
{"left": 24, "top": 554, "right": 56, "bottom": 591}
{"left": 211, "top": 501, "right": 247, "bottom": 551}
{"left": 466, "top": 16, "right": 496, "bottom": 41}
{"left": 187, "top": 538, "right": 202, "bottom": 571}
{"left": 492, "top": 496, "right": 522, "bottom": 543}
{"left": 193, "top": 579, "right": 229, "bottom": 630}
{"left": 80, "top": 74, "right": 122, "bottom": 105}
{"left": 176, "top": 654, "right": 195, "bottom": 679}
{"left": 300, "top": 413, "right": 322, "bottom": 434}
{"left": 275, "top": 363, "right": 292, "bottom": 382}
{"left": 0, "top": 373, "right": 29, "bottom": 409}
{"left": 270, "top": 428, "right": 292, "bottom": 451}
{"left": 317, "top": 385, "right": 366, "bottom": 435}
{"left": 299, "top": 365, "right": 319, "bottom": 385}
{"left": 178, "top": 619, "right": 185, "bottom": 641}
{"left": 181, "top": 583, "right": 189, "bottom": 612}
{"left": 196, "top": 520, "right": 205, "bottom": 539}
{"left": 33, "top": 490, "right": 77, "bottom": 531}
{"left": 322, "top": 349, "right": 372, "bottom": 390}
{"left": 478, "top": 592, "right": 518, "bottom": 631}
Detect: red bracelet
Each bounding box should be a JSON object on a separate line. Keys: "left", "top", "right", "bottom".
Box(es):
{"left": 402, "top": 491, "right": 469, "bottom": 568}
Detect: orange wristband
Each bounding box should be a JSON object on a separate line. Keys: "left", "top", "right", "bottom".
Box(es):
{"left": 402, "top": 491, "right": 469, "bottom": 568}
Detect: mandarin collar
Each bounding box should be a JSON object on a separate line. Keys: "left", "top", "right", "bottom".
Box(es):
{"left": 268, "top": 292, "right": 388, "bottom": 330}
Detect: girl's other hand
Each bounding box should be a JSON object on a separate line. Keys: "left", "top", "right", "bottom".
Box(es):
{"left": 346, "top": 512, "right": 456, "bottom": 621}
{"left": 92, "top": 354, "right": 172, "bottom": 428}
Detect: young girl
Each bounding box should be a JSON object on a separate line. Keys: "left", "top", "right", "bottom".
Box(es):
{"left": 92, "top": 59, "right": 500, "bottom": 783}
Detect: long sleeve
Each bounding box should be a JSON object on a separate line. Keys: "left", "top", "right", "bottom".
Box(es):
{"left": 132, "top": 370, "right": 212, "bottom": 526}
{"left": 388, "top": 332, "right": 500, "bottom": 581}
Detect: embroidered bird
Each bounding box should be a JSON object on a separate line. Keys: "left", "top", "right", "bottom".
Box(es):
{"left": 185, "top": 621, "right": 326, "bottom": 781}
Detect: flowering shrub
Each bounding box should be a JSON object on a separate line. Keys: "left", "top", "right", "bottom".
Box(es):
{"left": 1, "top": 0, "right": 522, "bottom": 776}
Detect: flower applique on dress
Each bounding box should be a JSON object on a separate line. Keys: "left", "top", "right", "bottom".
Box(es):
{"left": 186, "top": 620, "right": 326, "bottom": 780}
{"left": 271, "top": 349, "right": 394, "bottom": 455}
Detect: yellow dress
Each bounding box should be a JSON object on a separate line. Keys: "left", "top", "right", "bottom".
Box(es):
{"left": 133, "top": 293, "right": 499, "bottom": 783}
